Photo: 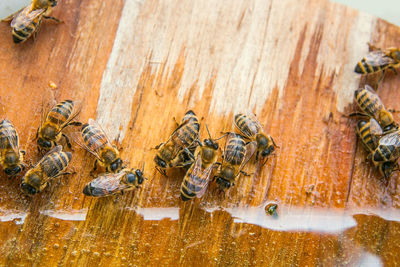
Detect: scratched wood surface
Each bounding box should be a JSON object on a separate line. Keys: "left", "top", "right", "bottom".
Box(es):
{"left": 1, "top": 0, "right": 400, "bottom": 266}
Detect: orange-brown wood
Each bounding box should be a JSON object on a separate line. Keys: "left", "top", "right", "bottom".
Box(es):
{"left": 1, "top": 0, "right": 400, "bottom": 266}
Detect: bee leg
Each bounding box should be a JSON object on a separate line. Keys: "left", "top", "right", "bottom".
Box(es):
{"left": 154, "top": 143, "right": 164, "bottom": 150}
{"left": 155, "top": 166, "right": 167, "bottom": 177}
{"left": 43, "top": 16, "right": 62, "bottom": 23}
{"left": 240, "top": 170, "right": 251, "bottom": 176}
{"left": 53, "top": 171, "right": 72, "bottom": 179}
{"left": 62, "top": 133, "right": 72, "bottom": 149}
{"left": 347, "top": 112, "right": 368, "bottom": 118}
{"left": 172, "top": 117, "right": 180, "bottom": 127}
{"left": 68, "top": 121, "right": 83, "bottom": 127}
{"left": 367, "top": 42, "right": 380, "bottom": 52}
{"left": 270, "top": 136, "right": 279, "bottom": 148}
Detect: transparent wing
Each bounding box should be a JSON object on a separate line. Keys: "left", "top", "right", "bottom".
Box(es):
{"left": 234, "top": 113, "right": 262, "bottom": 138}
{"left": 363, "top": 51, "right": 395, "bottom": 67}
{"left": 59, "top": 100, "right": 82, "bottom": 132}
{"left": 87, "top": 172, "right": 128, "bottom": 196}
{"left": 0, "top": 120, "right": 20, "bottom": 155}
{"left": 369, "top": 118, "right": 383, "bottom": 136}
{"left": 36, "top": 145, "right": 62, "bottom": 166}
{"left": 39, "top": 96, "right": 57, "bottom": 133}
{"left": 224, "top": 133, "right": 246, "bottom": 164}
{"left": 379, "top": 131, "right": 400, "bottom": 147}
{"left": 185, "top": 153, "right": 213, "bottom": 198}
{"left": 237, "top": 141, "right": 257, "bottom": 174}
{"left": 11, "top": 8, "right": 45, "bottom": 30}
{"left": 71, "top": 130, "right": 103, "bottom": 161}
{"left": 87, "top": 118, "right": 112, "bottom": 145}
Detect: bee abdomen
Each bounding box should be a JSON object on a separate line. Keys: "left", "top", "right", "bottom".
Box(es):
{"left": 48, "top": 100, "right": 74, "bottom": 124}
{"left": 374, "top": 145, "right": 395, "bottom": 162}
{"left": 41, "top": 151, "right": 72, "bottom": 177}
{"left": 0, "top": 120, "right": 18, "bottom": 149}
{"left": 181, "top": 174, "right": 203, "bottom": 201}
{"left": 81, "top": 124, "right": 107, "bottom": 151}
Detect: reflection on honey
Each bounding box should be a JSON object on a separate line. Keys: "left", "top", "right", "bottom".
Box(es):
{"left": 1, "top": 204, "right": 399, "bottom": 266}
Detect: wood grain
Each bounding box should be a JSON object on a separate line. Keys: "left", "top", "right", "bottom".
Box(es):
{"left": 1, "top": 0, "right": 400, "bottom": 266}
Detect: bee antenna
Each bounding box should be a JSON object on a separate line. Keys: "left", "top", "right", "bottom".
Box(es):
{"left": 141, "top": 162, "right": 145, "bottom": 172}
{"left": 205, "top": 124, "right": 213, "bottom": 140}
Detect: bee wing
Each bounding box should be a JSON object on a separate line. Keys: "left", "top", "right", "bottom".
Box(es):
{"left": 11, "top": 8, "right": 45, "bottom": 30}
{"left": 59, "top": 100, "right": 82, "bottom": 132}
{"left": 238, "top": 141, "right": 257, "bottom": 174}
{"left": 369, "top": 118, "right": 383, "bottom": 136}
{"left": 87, "top": 118, "right": 112, "bottom": 145}
{"left": 223, "top": 133, "right": 244, "bottom": 164}
{"left": 86, "top": 172, "right": 128, "bottom": 196}
{"left": 379, "top": 131, "right": 400, "bottom": 147}
{"left": 36, "top": 145, "right": 63, "bottom": 165}
{"left": 234, "top": 113, "right": 262, "bottom": 138}
{"left": 362, "top": 85, "right": 385, "bottom": 118}
{"left": 70, "top": 130, "right": 103, "bottom": 161}
{"left": 364, "top": 51, "right": 396, "bottom": 67}
{"left": 0, "top": 120, "right": 20, "bottom": 155}
{"left": 187, "top": 153, "right": 213, "bottom": 198}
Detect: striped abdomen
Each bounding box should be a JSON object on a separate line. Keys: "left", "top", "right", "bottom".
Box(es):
{"left": 47, "top": 100, "right": 75, "bottom": 126}
{"left": 12, "top": 18, "right": 42, "bottom": 44}
{"left": 81, "top": 123, "right": 108, "bottom": 153}
{"left": 356, "top": 120, "right": 376, "bottom": 152}
{"left": 181, "top": 164, "right": 205, "bottom": 201}
{"left": 234, "top": 114, "right": 259, "bottom": 138}
{"left": 225, "top": 134, "right": 246, "bottom": 165}
{"left": 373, "top": 145, "right": 400, "bottom": 163}
{"left": 0, "top": 120, "right": 18, "bottom": 150}
{"left": 354, "top": 59, "right": 388, "bottom": 74}
{"left": 173, "top": 110, "right": 200, "bottom": 148}
{"left": 40, "top": 151, "right": 71, "bottom": 178}
{"left": 354, "top": 88, "right": 381, "bottom": 116}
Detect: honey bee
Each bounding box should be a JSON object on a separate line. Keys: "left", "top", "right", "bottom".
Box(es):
{"left": 214, "top": 133, "right": 256, "bottom": 190}
{"left": 356, "top": 119, "right": 398, "bottom": 178}
{"left": 2, "top": 0, "right": 60, "bottom": 44}
{"left": 83, "top": 168, "right": 145, "bottom": 197}
{"left": 355, "top": 44, "right": 400, "bottom": 75}
{"left": 370, "top": 131, "right": 400, "bottom": 167}
{"left": 77, "top": 118, "right": 123, "bottom": 173}
{"left": 352, "top": 85, "right": 398, "bottom": 132}
{"left": 154, "top": 110, "right": 200, "bottom": 174}
{"left": 0, "top": 119, "right": 25, "bottom": 175}
{"left": 21, "top": 145, "right": 71, "bottom": 195}
{"left": 180, "top": 126, "right": 219, "bottom": 201}
{"left": 37, "top": 100, "right": 81, "bottom": 152}
{"left": 234, "top": 113, "right": 277, "bottom": 161}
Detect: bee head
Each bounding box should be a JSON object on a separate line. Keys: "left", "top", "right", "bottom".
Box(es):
{"left": 261, "top": 145, "right": 275, "bottom": 158}
{"left": 21, "top": 182, "right": 38, "bottom": 195}
{"left": 135, "top": 169, "right": 144, "bottom": 185}
{"left": 154, "top": 155, "right": 167, "bottom": 169}
{"left": 82, "top": 184, "right": 93, "bottom": 196}
{"left": 37, "top": 138, "right": 52, "bottom": 149}
{"left": 4, "top": 165, "right": 22, "bottom": 176}
{"left": 216, "top": 177, "right": 231, "bottom": 190}
{"left": 380, "top": 162, "right": 398, "bottom": 179}
{"left": 110, "top": 158, "right": 123, "bottom": 172}
{"left": 48, "top": 0, "right": 57, "bottom": 7}
{"left": 204, "top": 139, "right": 219, "bottom": 150}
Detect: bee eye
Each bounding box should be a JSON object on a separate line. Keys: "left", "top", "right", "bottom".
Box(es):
{"left": 38, "top": 138, "right": 52, "bottom": 148}
{"left": 5, "top": 166, "right": 21, "bottom": 175}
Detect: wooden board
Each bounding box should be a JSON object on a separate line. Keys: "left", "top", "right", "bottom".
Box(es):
{"left": 1, "top": 0, "right": 400, "bottom": 266}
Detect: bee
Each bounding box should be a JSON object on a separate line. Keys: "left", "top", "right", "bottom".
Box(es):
{"left": 180, "top": 126, "right": 220, "bottom": 201}
{"left": 214, "top": 133, "right": 256, "bottom": 190}
{"left": 356, "top": 119, "right": 398, "bottom": 178}
{"left": 37, "top": 100, "right": 81, "bottom": 152}
{"left": 83, "top": 168, "right": 145, "bottom": 197}
{"left": 352, "top": 85, "right": 398, "bottom": 132}
{"left": 355, "top": 44, "right": 400, "bottom": 75}
{"left": 77, "top": 118, "right": 123, "bottom": 173}
{"left": 154, "top": 110, "right": 200, "bottom": 174}
{"left": 234, "top": 113, "right": 277, "bottom": 161}
{"left": 370, "top": 131, "right": 400, "bottom": 167}
{"left": 0, "top": 119, "right": 25, "bottom": 175}
{"left": 21, "top": 145, "right": 71, "bottom": 195}
{"left": 2, "top": 0, "right": 60, "bottom": 44}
